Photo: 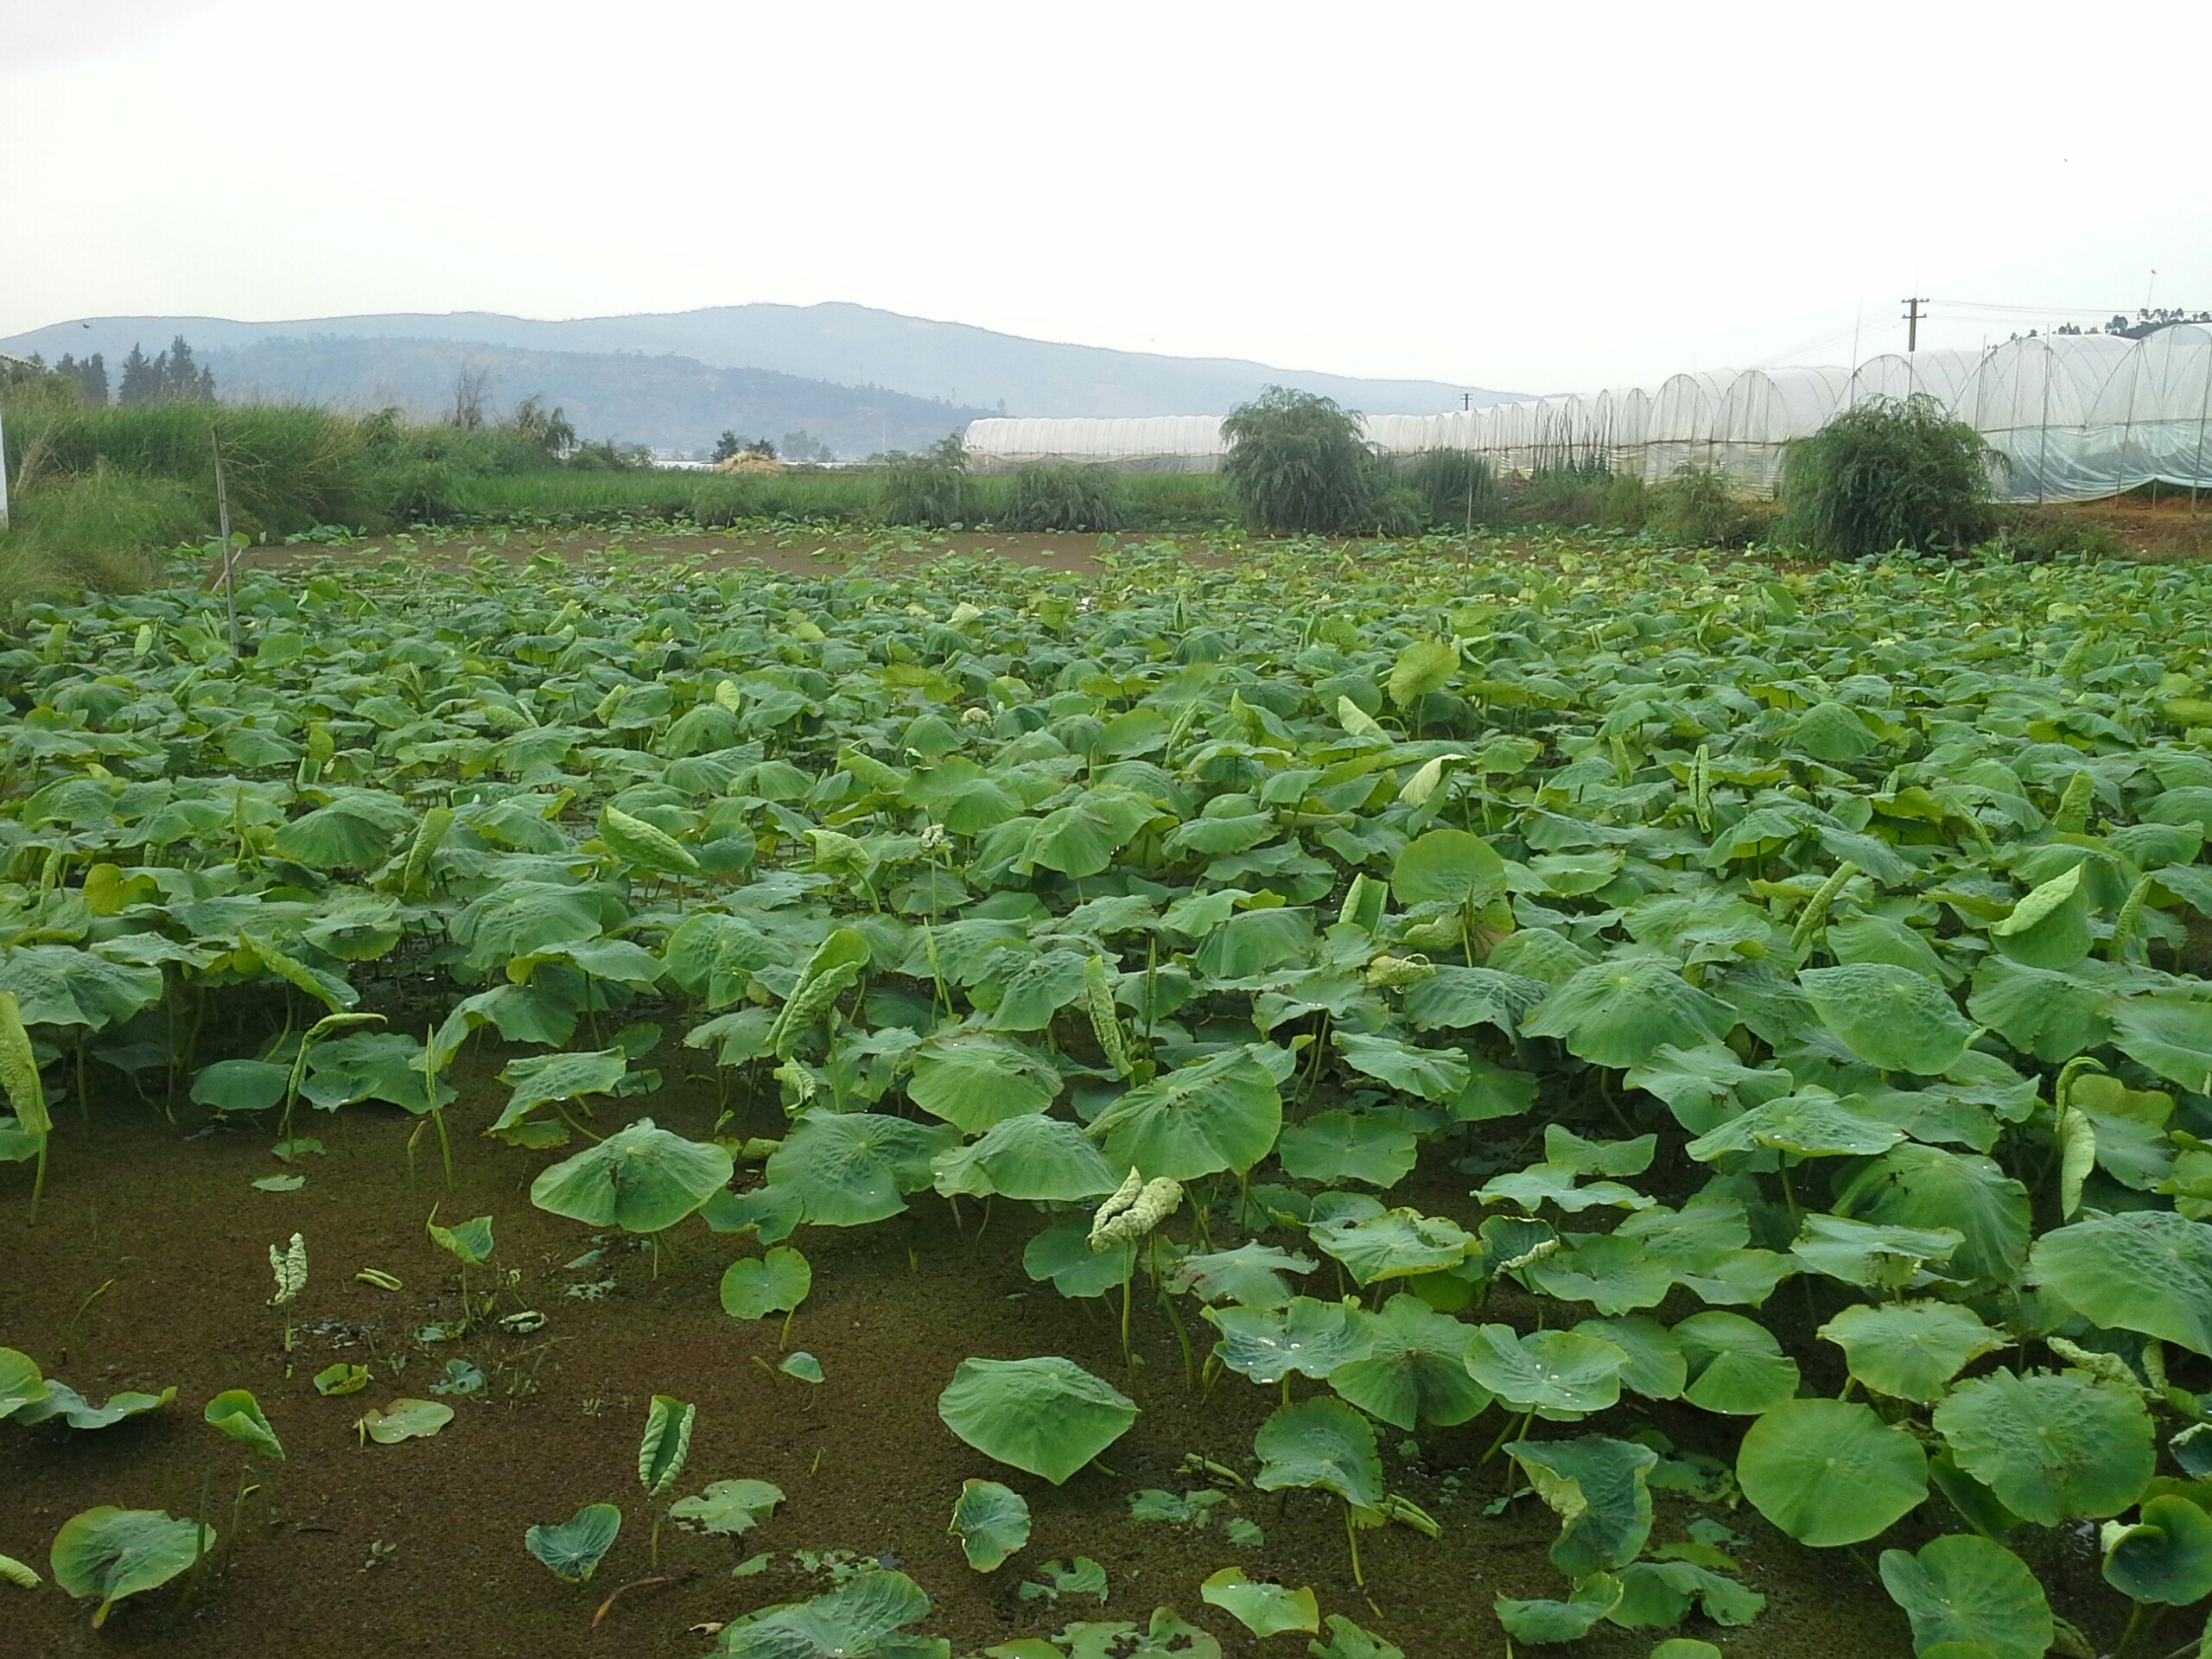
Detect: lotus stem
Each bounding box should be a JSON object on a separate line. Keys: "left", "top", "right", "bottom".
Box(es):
{"left": 1344, "top": 1502, "right": 1364, "bottom": 1587}
{"left": 1120, "top": 1269, "right": 1134, "bottom": 1370}
{"left": 779, "top": 1305, "right": 797, "bottom": 1350}
{"left": 28, "top": 1132, "right": 46, "bottom": 1227}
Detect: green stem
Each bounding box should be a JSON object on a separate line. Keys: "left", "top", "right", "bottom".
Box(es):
{"left": 1344, "top": 1503, "right": 1364, "bottom": 1588}
{"left": 28, "top": 1132, "right": 47, "bottom": 1226}
{"left": 1120, "top": 1269, "right": 1134, "bottom": 1370}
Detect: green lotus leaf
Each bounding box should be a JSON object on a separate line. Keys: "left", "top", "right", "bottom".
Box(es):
{"left": 1686, "top": 1089, "right": 1903, "bottom": 1161}
{"left": 1967, "top": 958, "right": 2115, "bottom": 1063}
{"left": 272, "top": 800, "right": 410, "bottom": 869}
{"left": 48, "top": 1507, "right": 213, "bottom": 1628}
{"left": 1399, "top": 964, "right": 1549, "bottom": 1034}
{"left": 1819, "top": 1302, "right": 2004, "bottom": 1403}
{"left": 600, "top": 803, "right": 701, "bottom": 876}
{"left": 1521, "top": 956, "right": 1735, "bottom": 1070}
{"left": 1494, "top": 1573, "right": 1623, "bottom": 1644}
{"left": 1794, "top": 700, "right": 1880, "bottom": 764}
{"left": 1252, "top": 1395, "right": 1383, "bottom": 1508}
{"left": 1674, "top": 1312, "right": 1800, "bottom": 1414}
{"left": 1509, "top": 1434, "right": 1658, "bottom": 1576}
{"left": 189, "top": 1058, "right": 291, "bottom": 1115}
{"left": 1192, "top": 906, "right": 1315, "bottom": 979}
{"left": 493, "top": 1047, "right": 628, "bottom": 1132}
{"left": 1166, "top": 1243, "right": 1317, "bottom": 1310}
{"left": 1309, "top": 1207, "right": 1477, "bottom": 1284}
{"left": 1327, "top": 1293, "right": 1490, "bottom": 1428}
{"left": 204, "top": 1389, "right": 283, "bottom": 1459}
{"left": 1736, "top": 1398, "right": 1928, "bottom": 1546}
{"left": 1932, "top": 1370, "right": 2154, "bottom": 1524}
{"left": 950, "top": 1479, "right": 1030, "bottom": 1572}
{"left": 1014, "top": 789, "right": 1158, "bottom": 880}
{"left": 1523, "top": 1232, "right": 1675, "bottom": 1315}
{"left": 1790, "top": 1212, "right": 1962, "bottom": 1289}
{"left": 1087, "top": 1046, "right": 1281, "bottom": 1180}
{"left": 671, "top": 1479, "right": 784, "bottom": 1537}
{"left": 1276, "top": 1109, "right": 1420, "bottom": 1188}
{"left": 1988, "top": 863, "right": 2093, "bottom": 970}
{"left": 1390, "top": 827, "right": 1503, "bottom": 907}
{"left": 937, "top": 1356, "right": 1137, "bottom": 1484}
{"left": 720, "top": 1245, "right": 811, "bottom": 1320}
{"left": 1840, "top": 1144, "right": 2033, "bottom": 1285}
{"left": 427, "top": 1213, "right": 495, "bottom": 1266}
{"left": 1878, "top": 1535, "right": 2053, "bottom": 1659}
{"left": 1207, "top": 1296, "right": 1374, "bottom": 1384}
{"left": 356, "top": 1397, "right": 454, "bottom": 1443}
{"left": 719, "top": 1568, "right": 936, "bottom": 1659}
{"left": 1022, "top": 1220, "right": 1135, "bottom": 1299}
{"left": 1607, "top": 1560, "right": 1764, "bottom": 1631}
{"left": 531, "top": 1117, "right": 734, "bottom": 1234}
{"left": 1201, "top": 1567, "right": 1319, "bottom": 1637}
{"left": 766, "top": 1109, "right": 958, "bottom": 1227}
{"left": 931, "top": 1112, "right": 1119, "bottom": 1202}
{"left": 2111, "top": 995, "right": 2212, "bottom": 1096}
{"left": 1387, "top": 637, "right": 1459, "bottom": 710}
{"left": 2029, "top": 1208, "right": 2212, "bottom": 1355}
{"left": 1309, "top": 1614, "right": 1403, "bottom": 1659}
{"left": 0, "top": 946, "right": 168, "bottom": 1032}
{"left": 1464, "top": 1325, "right": 1627, "bottom": 1420}
{"left": 525, "top": 1503, "right": 622, "bottom": 1584}
{"left": 2102, "top": 1493, "right": 2212, "bottom": 1606}
{"left": 1573, "top": 1317, "right": 1687, "bottom": 1400}
{"left": 1797, "top": 963, "right": 1973, "bottom": 1075}
{"left": 1332, "top": 1031, "right": 1471, "bottom": 1103}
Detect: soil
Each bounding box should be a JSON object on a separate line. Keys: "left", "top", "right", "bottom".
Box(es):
{"left": 0, "top": 1013, "right": 1967, "bottom": 1659}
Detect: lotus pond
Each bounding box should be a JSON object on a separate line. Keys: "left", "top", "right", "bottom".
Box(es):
{"left": 6, "top": 529, "right": 2212, "bottom": 1659}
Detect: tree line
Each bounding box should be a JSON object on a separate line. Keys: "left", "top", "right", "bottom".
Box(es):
{"left": 44, "top": 335, "right": 217, "bottom": 406}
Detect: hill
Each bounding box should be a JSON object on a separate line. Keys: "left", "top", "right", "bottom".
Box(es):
{"left": 1, "top": 301, "right": 1518, "bottom": 429}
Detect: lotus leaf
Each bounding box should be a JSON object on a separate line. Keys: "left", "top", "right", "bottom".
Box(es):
{"left": 355, "top": 1398, "right": 454, "bottom": 1444}
{"left": 1464, "top": 1325, "right": 1627, "bottom": 1420}
{"left": 531, "top": 1117, "right": 733, "bottom": 1234}
{"left": 2102, "top": 1493, "right": 2212, "bottom": 1605}
{"left": 1086, "top": 1046, "right": 1281, "bottom": 1180}
{"left": 1736, "top": 1398, "right": 1927, "bottom": 1546}
{"left": 720, "top": 1246, "right": 811, "bottom": 1321}
{"left": 1167, "top": 1243, "right": 1317, "bottom": 1310}
{"left": 2029, "top": 1208, "right": 2212, "bottom": 1355}
{"left": 1797, "top": 963, "right": 1974, "bottom": 1075}
{"left": 1200, "top": 1568, "right": 1319, "bottom": 1637}
{"left": 48, "top": 1507, "right": 213, "bottom": 1627}
{"left": 908, "top": 1033, "right": 1062, "bottom": 1132}
{"left": 1879, "top": 1535, "right": 2054, "bottom": 1659}
{"left": 671, "top": 1478, "right": 784, "bottom": 1536}
{"left": 1251, "top": 1395, "right": 1383, "bottom": 1508}
{"left": 1494, "top": 1573, "right": 1623, "bottom": 1644}
{"left": 1207, "top": 1297, "right": 1374, "bottom": 1384}
{"left": 1276, "top": 1110, "right": 1419, "bottom": 1187}
{"left": 1819, "top": 1302, "right": 2004, "bottom": 1402}
{"left": 1328, "top": 1293, "right": 1490, "bottom": 1428}
{"left": 204, "top": 1389, "right": 283, "bottom": 1459}
{"left": 526, "top": 1503, "right": 622, "bottom": 1583}
{"left": 931, "top": 1112, "right": 1118, "bottom": 1202}
{"left": 766, "top": 1109, "right": 957, "bottom": 1227}
{"left": 1509, "top": 1434, "right": 1658, "bottom": 1576}
{"left": 1521, "top": 956, "right": 1735, "bottom": 1070}
{"left": 715, "top": 1568, "right": 937, "bottom": 1659}
{"left": 937, "top": 1356, "right": 1137, "bottom": 1484}
{"left": 14, "top": 1380, "right": 175, "bottom": 1430}
{"left": 1932, "top": 1370, "right": 2154, "bottom": 1524}
{"left": 1674, "top": 1312, "right": 1800, "bottom": 1414}
{"left": 951, "top": 1479, "right": 1030, "bottom": 1571}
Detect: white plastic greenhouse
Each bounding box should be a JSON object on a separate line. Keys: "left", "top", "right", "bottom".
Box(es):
{"left": 962, "top": 324, "right": 2212, "bottom": 502}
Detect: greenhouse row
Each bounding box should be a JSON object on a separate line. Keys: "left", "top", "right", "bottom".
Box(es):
{"left": 963, "top": 324, "right": 2212, "bottom": 503}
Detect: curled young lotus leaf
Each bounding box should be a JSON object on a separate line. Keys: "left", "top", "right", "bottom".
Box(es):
{"left": 937, "top": 1356, "right": 1137, "bottom": 1484}
{"left": 204, "top": 1389, "right": 284, "bottom": 1460}
{"left": 638, "top": 1395, "right": 696, "bottom": 1497}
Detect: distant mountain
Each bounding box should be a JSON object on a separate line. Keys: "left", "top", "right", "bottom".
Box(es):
{"left": 1, "top": 302, "right": 1519, "bottom": 427}
{"left": 199, "top": 334, "right": 990, "bottom": 457}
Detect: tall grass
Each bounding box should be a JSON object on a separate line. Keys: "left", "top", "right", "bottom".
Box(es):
{"left": 1002, "top": 463, "right": 1126, "bottom": 532}
{"left": 1408, "top": 448, "right": 1502, "bottom": 529}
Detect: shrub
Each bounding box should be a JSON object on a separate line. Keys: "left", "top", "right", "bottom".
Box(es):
{"left": 876, "top": 435, "right": 969, "bottom": 528}
{"left": 1507, "top": 461, "right": 1613, "bottom": 527}
{"left": 1647, "top": 464, "right": 1738, "bottom": 546}
{"left": 1995, "top": 507, "right": 2125, "bottom": 563}
{"left": 1003, "top": 463, "right": 1125, "bottom": 533}
{"left": 1599, "top": 472, "right": 1648, "bottom": 531}
{"left": 1779, "top": 394, "right": 1995, "bottom": 558}
{"left": 1408, "top": 448, "right": 1501, "bottom": 529}
{"left": 1221, "top": 387, "right": 1381, "bottom": 534}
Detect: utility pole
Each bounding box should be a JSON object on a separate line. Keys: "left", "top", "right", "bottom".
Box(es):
{"left": 1903, "top": 297, "right": 1929, "bottom": 353}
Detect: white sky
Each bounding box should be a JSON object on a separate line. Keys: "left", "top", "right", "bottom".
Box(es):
{"left": 3, "top": 0, "right": 2207, "bottom": 395}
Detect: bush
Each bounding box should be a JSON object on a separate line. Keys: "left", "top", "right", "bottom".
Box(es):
{"left": 1003, "top": 463, "right": 1125, "bottom": 532}
{"left": 1221, "top": 387, "right": 1382, "bottom": 534}
{"left": 1779, "top": 394, "right": 1995, "bottom": 558}
{"left": 876, "top": 435, "right": 969, "bottom": 528}
{"left": 1646, "top": 464, "right": 1740, "bottom": 546}
{"left": 1408, "top": 448, "right": 1501, "bottom": 529}
{"left": 1599, "top": 472, "right": 1648, "bottom": 531}
{"left": 1995, "top": 507, "right": 2125, "bottom": 563}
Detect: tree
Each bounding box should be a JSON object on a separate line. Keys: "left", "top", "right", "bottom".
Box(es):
{"left": 1778, "top": 394, "right": 1996, "bottom": 559}
{"left": 159, "top": 335, "right": 201, "bottom": 400}
{"left": 712, "top": 429, "right": 743, "bottom": 463}
{"left": 117, "top": 344, "right": 158, "bottom": 405}
{"left": 512, "top": 395, "right": 575, "bottom": 456}
{"left": 53, "top": 353, "right": 109, "bottom": 404}
{"left": 448, "top": 364, "right": 493, "bottom": 429}
{"left": 1221, "top": 386, "right": 1384, "bottom": 534}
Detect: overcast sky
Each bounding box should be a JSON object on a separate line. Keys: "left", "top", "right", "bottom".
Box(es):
{"left": 3, "top": 0, "right": 2205, "bottom": 395}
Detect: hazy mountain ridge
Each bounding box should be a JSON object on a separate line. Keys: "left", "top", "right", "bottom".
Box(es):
{"left": 2, "top": 301, "right": 1519, "bottom": 429}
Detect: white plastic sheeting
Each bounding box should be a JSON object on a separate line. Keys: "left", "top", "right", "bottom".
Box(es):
{"left": 963, "top": 327, "right": 2212, "bottom": 502}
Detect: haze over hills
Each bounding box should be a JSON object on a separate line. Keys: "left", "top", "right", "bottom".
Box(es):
{"left": 0, "top": 302, "right": 1520, "bottom": 455}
